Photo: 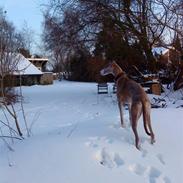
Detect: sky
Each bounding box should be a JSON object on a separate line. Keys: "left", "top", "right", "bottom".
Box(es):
{"left": 0, "top": 0, "right": 48, "bottom": 53}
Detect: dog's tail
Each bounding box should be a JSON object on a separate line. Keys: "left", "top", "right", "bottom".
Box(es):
{"left": 142, "top": 102, "right": 151, "bottom": 136}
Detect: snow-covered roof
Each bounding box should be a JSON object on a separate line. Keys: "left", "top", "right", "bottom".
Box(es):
{"left": 13, "top": 54, "right": 43, "bottom": 75}
{"left": 152, "top": 46, "right": 177, "bottom": 56}
{"left": 152, "top": 47, "right": 168, "bottom": 55}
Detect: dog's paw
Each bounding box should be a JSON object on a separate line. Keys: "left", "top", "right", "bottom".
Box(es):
{"left": 121, "top": 123, "right": 126, "bottom": 128}
{"left": 136, "top": 144, "right": 141, "bottom": 150}
{"left": 151, "top": 138, "right": 156, "bottom": 144}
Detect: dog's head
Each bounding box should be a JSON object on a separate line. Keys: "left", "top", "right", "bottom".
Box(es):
{"left": 100, "top": 61, "right": 124, "bottom": 76}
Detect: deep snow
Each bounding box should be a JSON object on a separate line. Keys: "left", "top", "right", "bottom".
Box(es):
{"left": 0, "top": 81, "right": 183, "bottom": 183}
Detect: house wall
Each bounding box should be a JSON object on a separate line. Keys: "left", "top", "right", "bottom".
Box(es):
{"left": 160, "top": 50, "right": 181, "bottom": 66}
{"left": 21, "top": 75, "right": 42, "bottom": 86}
{"left": 40, "top": 72, "right": 53, "bottom": 85}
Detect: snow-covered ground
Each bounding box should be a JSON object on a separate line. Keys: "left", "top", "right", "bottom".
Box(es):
{"left": 0, "top": 81, "right": 183, "bottom": 183}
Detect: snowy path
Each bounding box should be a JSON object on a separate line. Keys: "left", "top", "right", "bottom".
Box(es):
{"left": 0, "top": 81, "right": 183, "bottom": 183}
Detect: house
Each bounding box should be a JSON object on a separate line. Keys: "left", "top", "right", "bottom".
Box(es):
{"left": 152, "top": 47, "right": 182, "bottom": 66}
{"left": 0, "top": 53, "right": 53, "bottom": 97}
{"left": 0, "top": 53, "right": 43, "bottom": 97}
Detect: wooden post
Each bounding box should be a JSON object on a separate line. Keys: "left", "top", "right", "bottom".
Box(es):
{"left": 151, "top": 83, "right": 161, "bottom": 95}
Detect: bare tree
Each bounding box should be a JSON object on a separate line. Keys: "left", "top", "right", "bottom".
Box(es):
{"left": 42, "top": 0, "right": 183, "bottom": 74}
{"left": 0, "top": 9, "right": 24, "bottom": 137}
{"left": 0, "top": 9, "right": 32, "bottom": 142}
{"left": 175, "top": 0, "right": 183, "bottom": 49}
{"left": 20, "top": 21, "right": 35, "bottom": 53}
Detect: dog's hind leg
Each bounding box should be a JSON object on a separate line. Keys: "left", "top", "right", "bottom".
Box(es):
{"left": 147, "top": 114, "right": 155, "bottom": 144}
{"left": 148, "top": 119, "right": 155, "bottom": 144}
{"left": 131, "top": 102, "right": 142, "bottom": 150}
{"left": 118, "top": 101, "right": 125, "bottom": 128}
{"left": 144, "top": 103, "right": 155, "bottom": 144}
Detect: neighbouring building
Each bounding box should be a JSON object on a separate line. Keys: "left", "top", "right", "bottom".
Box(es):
{"left": 152, "top": 47, "right": 182, "bottom": 66}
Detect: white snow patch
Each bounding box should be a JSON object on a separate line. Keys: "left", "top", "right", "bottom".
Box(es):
{"left": 0, "top": 81, "right": 183, "bottom": 183}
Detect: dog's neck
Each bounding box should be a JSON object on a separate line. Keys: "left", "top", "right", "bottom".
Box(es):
{"left": 114, "top": 72, "right": 124, "bottom": 82}
{"left": 113, "top": 65, "right": 126, "bottom": 82}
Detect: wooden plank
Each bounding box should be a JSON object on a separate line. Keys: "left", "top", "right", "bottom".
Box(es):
{"left": 97, "top": 83, "right": 108, "bottom": 94}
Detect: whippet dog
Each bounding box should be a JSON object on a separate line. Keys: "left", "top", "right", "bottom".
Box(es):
{"left": 100, "top": 61, "right": 155, "bottom": 149}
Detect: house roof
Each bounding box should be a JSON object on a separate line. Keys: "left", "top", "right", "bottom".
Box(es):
{"left": 27, "top": 58, "right": 48, "bottom": 62}
{"left": 152, "top": 47, "right": 169, "bottom": 55}
{"left": 13, "top": 54, "right": 43, "bottom": 75}
{"left": 152, "top": 46, "right": 178, "bottom": 56}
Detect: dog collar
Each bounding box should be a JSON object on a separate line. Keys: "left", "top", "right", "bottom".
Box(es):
{"left": 114, "top": 72, "right": 124, "bottom": 82}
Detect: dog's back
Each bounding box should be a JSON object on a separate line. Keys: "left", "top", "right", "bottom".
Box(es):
{"left": 116, "top": 75, "right": 149, "bottom": 105}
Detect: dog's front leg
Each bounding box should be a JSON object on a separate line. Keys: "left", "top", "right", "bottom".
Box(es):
{"left": 118, "top": 101, "right": 125, "bottom": 128}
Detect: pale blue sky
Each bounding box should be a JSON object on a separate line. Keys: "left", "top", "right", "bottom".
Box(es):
{"left": 0, "top": 0, "right": 46, "bottom": 33}
{"left": 0, "top": 0, "right": 48, "bottom": 52}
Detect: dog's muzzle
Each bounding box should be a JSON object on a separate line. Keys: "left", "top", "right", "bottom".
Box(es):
{"left": 100, "top": 69, "right": 105, "bottom": 76}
